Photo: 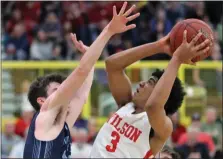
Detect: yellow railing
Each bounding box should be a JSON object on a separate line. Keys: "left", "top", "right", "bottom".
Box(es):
{"left": 2, "top": 61, "right": 222, "bottom": 126}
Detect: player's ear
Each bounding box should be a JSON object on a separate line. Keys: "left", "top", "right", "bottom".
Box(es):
{"left": 37, "top": 97, "right": 46, "bottom": 106}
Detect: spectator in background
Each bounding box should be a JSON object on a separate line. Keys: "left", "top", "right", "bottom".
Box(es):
{"left": 184, "top": 2, "right": 204, "bottom": 20}
{"left": 52, "top": 43, "right": 63, "bottom": 60}
{"left": 178, "top": 124, "right": 215, "bottom": 156}
{"left": 6, "top": 9, "right": 23, "bottom": 34}
{"left": 5, "top": 23, "right": 29, "bottom": 60}
{"left": 170, "top": 112, "right": 186, "bottom": 146}
{"left": 71, "top": 128, "right": 93, "bottom": 158}
{"left": 166, "top": 2, "right": 183, "bottom": 25}
{"left": 107, "top": 35, "right": 125, "bottom": 56}
{"left": 74, "top": 114, "right": 88, "bottom": 130}
{"left": 64, "top": 32, "right": 78, "bottom": 60}
{"left": 40, "top": 1, "right": 61, "bottom": 23}
{"left": 30, "top": 30, "right": 53, "bottom": 60}
{"left": 202, "top": 107, "right": 222, "bottom": 150}
{"left": 8, "top": 128, "right": 28, "bottom": 158}
{"left": 18, "top": 1, "right": 41, "bottom": 43}
{"left": 41, "top": 12, "right": 61, "bottom": 41}
{"left": 87, "top": 118, "right": 98, "bottom": 144}
{"left": 148, "top": 5, "right": 172, "bottom": 61}
{"left": 2, "top": 121, "right": 22, "bottom": 157}
{"left": 191, "top": 112, "right": 202, "bottom": 128}
{"left": 176, "top": 125, "right": 210, "bottom": 159}
{"left": 150, "top": 6, "right": 172, "bottom": 39}
{"left": 19, "top": 2, "right": 41, "bottom": 23}
{"left": 14, "top": 80, "right": 34, "bottom": 138}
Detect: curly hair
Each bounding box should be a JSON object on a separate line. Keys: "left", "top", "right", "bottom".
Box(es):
{"left": 152, "top": 69, "right": 186, "bottom": 115}
{"left": 162, "top": 145, "right": 181, "bottom": 159}
{"left": 28, "top": 73, "right": 66, "bottom": 111}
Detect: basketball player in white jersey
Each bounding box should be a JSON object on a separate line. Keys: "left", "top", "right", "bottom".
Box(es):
{"left": 78, "top": 13, "right": 211, "bottom": 158}
{"left": 23, "top": 2, "right": 140, "bottom": 158}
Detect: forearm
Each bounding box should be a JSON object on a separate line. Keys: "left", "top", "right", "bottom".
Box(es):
{"left": 48, "top": 29, "right": 112, "bottom": 108}
{"left": 145, "top": 57, "right": 181, "bottom": 110}
{"left": 75, "top": 67, "right": 94, "bottom": 100}
{"left": 106, "top": 41, "right": 163, "bottom": 70}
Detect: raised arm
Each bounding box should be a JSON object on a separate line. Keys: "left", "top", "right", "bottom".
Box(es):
{"left": 66, "top": 67, "right": 94, "bottom": 129}
{"left": 145, "top": 31, "right": 211, "bottom": 155}
{"left": 42, "top": 2, "right": 139, "bottom": 111}
{"left": 105, "top": 35, "right": 170, "bottom": 107}
{"left": 66, "top": 36, "right": 94, "bottom": 129}
{"left": 36, "top": 2, "right": 140, "bottom": 133}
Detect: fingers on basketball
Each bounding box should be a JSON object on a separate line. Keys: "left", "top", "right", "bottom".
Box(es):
{"left": 182, "top": 30, "right": 188, "bottom": 43}
{"left": 195, "top": 39, "right": 210, "bottom": 51}
{"left": 190, "top": 32, "right": 202, "bottom": 46}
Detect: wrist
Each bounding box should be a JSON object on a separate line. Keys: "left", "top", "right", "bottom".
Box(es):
{"left": 103, "top": 26, "right": 115, "bottom": 38}
{"left": 153, "top": 41, "right": 164, "bottom": 53}
{"left": 171, "top": 56, "right": 183, "bottom": 66}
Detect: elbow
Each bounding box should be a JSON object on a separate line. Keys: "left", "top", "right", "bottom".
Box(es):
{"left": 105, "top": 56, "right": 121, "bottom": 71}
{"left": 105, "top": 58, "right": 114, "bottom": 71}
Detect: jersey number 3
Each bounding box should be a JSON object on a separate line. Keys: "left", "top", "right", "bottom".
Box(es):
{"left": 106, "top": 131, "right": 120, "bottom": 152}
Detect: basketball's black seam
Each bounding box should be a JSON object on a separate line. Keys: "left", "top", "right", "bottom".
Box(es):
{"left": 173, "top": 22, "right": 186, "bottom": 51}
{"left": 185, "top": 22, "right": 208, "bottom": 62}
{"left": 186, "top": 23, "right": 205, "bottom": 43}
{"left": 187, "top": 22, "right": 213, "bottom": 42}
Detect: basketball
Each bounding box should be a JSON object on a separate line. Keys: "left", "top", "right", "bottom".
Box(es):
{"left": 170, "top": 19, "right": 214, "bottom": 62}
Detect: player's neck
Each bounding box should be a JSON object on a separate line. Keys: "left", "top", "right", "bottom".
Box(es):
{"left": 133, "top": 101, "right": 145, "bottom": 114}
{"left": 132, "top": 104, "right": 144, "bottom": 114}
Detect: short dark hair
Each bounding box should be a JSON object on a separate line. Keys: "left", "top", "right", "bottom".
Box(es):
{"left": 162, "top": 145, "right": 181, "bottom": 159}
{"left": 28, "top": 73, "right": 66, "bottom": 111}
{"left": 152, "top": 69, "right": 186, "bottom": 115}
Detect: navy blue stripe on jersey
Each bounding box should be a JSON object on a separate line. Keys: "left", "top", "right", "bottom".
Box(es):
{"left": 32, "top": 135, "right": 41, "bottom": 158}
{"left": 39, "top": 141, "right": 46, "bottom": 158}
{"left": 24, "top": 112, "right": 71, "bottom": 159}
{"left": 44, "top": 141, "right": 53, "bottom": 158}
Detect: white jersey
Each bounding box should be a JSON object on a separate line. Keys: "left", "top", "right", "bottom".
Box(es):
{"left": 90, "top": 103, "right": 154, "bottom": 158}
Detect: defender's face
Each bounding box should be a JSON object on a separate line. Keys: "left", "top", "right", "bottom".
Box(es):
{"left": 46, "top": 82, "right": 71, "bottom": 114}
{"left": 46, "top": 82, "right": 60, "bottom": 96}
{"left": 37, "top": 82, "right": 61, "bottom": 107}
{"left": 132, "top": 76, "right": 158, "bottom": 108}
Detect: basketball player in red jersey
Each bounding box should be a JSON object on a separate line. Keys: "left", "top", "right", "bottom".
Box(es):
{"left": 77, "top": 15, "right": 211, "bottom": 158}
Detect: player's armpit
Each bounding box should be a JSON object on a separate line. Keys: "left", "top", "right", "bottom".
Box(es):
{"left": 66, "top": 97, "right": 87, "bottom": 130}
{"left": 146, "top": 107, "right": 173, "bottom": 141}
{"left": 106, "top": 69, "right": 132, "bottom": 108}
{"left": 34, "top": 106, "right": 65, "bottom": 140}
{"left": 149, "top": 132, "right": 169, "bottom": 156}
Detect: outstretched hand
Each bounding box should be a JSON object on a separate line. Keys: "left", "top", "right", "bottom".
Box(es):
{"left": 173, "top": 30, "right": 211, "bottom": 65}
{"left": 106, "top": 2, "right": 140, "bottom": 35}
{"left": 70, "top": 33, "right": 89, "bottom": 54}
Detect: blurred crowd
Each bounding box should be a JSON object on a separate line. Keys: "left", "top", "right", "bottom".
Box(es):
{"left": 1, "top": 1, "right": 222, "bottom": 61}
{"left": 1, "top": 1, "right": 222, "bottom": 159}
